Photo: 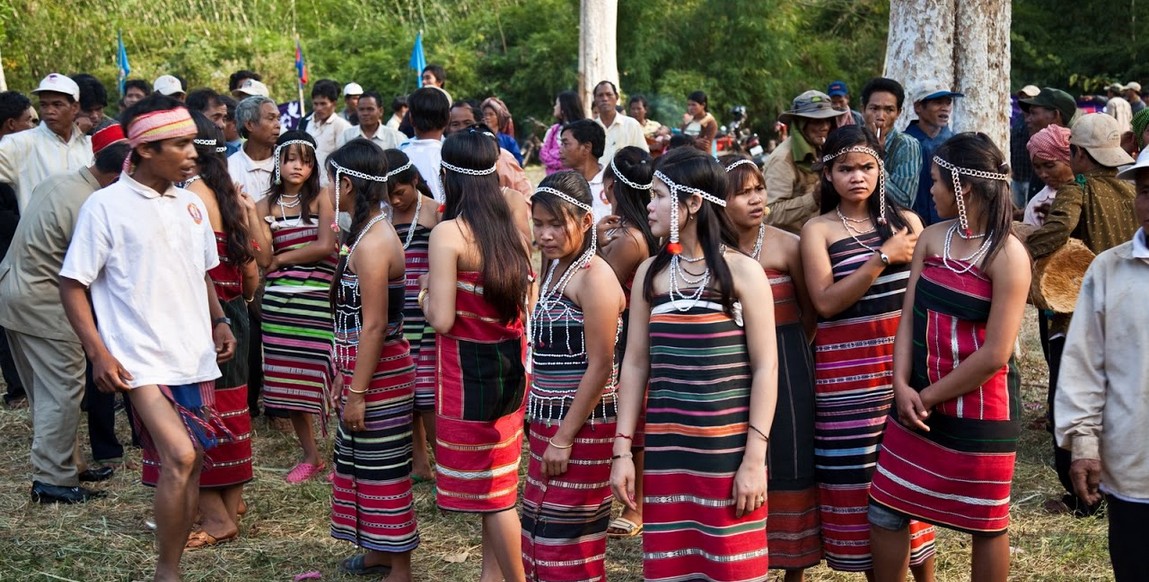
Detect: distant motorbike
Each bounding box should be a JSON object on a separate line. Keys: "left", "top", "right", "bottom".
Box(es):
{"left": 716, "top": 105, "right": 766, "bottom": 167}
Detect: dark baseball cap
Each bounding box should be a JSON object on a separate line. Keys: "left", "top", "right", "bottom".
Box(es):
{"left": 827, "top": 81, "right": 848, "bottom": 97}
{"left": 1019, "top": 88, "right": 1077, "bottom": 126}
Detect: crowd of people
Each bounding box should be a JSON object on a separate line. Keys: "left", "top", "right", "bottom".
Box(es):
{"left": 0, "top": 62, "right": 1144, "bottom": 582}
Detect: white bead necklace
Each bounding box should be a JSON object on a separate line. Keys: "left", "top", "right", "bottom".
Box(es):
{"left": 749, "top": 222, "right": 766, "bottom": 260}
{"left": 837, "top": 206, "right": 880, "bottom": 252}
{"left": 941, "top": 222, "right": 992, "bottom": 274}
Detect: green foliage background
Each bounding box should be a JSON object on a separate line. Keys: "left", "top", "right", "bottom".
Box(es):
{"left": 0, "top": 0, "right": 1145, "bottom": 140}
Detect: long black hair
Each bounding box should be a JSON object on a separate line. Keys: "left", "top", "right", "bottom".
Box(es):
{"left": 441, "top": 129, "right": 530, "bottom": 324}
{"left": 608, "top": 146, "right": 657, "bottom": 254}
{"left": 934, "top": 132, "right": 1017, "bottom": 269}
{"left": 556, "top": 90, "right": 585, "bottom": 124}
{"left": 267, "top": 131, "right": 321, "bottom": 224}
{"left": 189, "top": 110, "right": 252, "bottom": 266}
{"left": 381, "top": 148, "right": 435, "bottom": 201}
{"left": 643, "top": 147, "right": 738, "bottom": 313}
{"left": 818, "top": 124, "right": 913, "bottom": 240}
{"left": 326, "top": 138, "right": 389, "bottom": 306}
{"left": 533, "top": 170, "right": 594, "bottom": 270}
{"left": 717, "top": 152, "right": 764, "bottom": 249}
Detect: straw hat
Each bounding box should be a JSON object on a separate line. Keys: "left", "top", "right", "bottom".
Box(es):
{"left": 1030, "top": 238, "right": 1095, "bottom": 313}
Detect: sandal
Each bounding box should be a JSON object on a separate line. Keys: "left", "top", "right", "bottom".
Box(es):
{"left": 340, "top": 553, "right": 392, "bottom": 576}
{"left": 185, "top": 529, "right": 237, "bottom": 549}
{"left": 285, "top": 462, "right": 326, "bottom": 484}
{"left": 606, "top": 516, "right": 643, "bottom": 538}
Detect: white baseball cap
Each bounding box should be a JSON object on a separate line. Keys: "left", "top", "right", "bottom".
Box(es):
{"left": 1125, "top": 81, "right": 1142, "bottom": 93}
{"left": 153, "top": 74, "right": 185, "bottom": 96}
{"left": 234, "top": 79, "right": 270, "bottom": 98}
{"left": 32, "top": 73, "right": 80, "bottom": 101}
{"left": 343, "top": 82, "right": 364, "bottom": 97}
{"left": 1017, "top": 85, "right": 1041, "bottom": 98}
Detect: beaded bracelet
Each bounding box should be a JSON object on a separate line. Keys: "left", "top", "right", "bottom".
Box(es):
{"left": 548, "top": 438, "right": 573, "bottom": 450}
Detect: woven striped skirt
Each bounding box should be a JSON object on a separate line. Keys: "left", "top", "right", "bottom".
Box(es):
{"left": 260, "top": 288, "right": 334, "bottom": 416}
{"left": 869, "top": 259, "right": 1020, "bottom": 536}
{"left": 521, "top": 413, "right": 615, "bottom": 582}
{"left": 330, "top": 338, "right": 419, "bottom": 553}
{"left": 642, "top": 295, "right": 768, "bottom": 582}
{"left": 814, "top": 235, "right": 934, "bottom": 572}
{"left": 434, "top": 333, "right": 526, "bottom": 513}
{"left": 398, "top": 223, "right": 437, "bottom": 411}
{"left": 141, "top": 297, "right": 252, "bottom": 488}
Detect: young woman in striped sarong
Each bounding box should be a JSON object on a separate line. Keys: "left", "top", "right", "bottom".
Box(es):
{"left": 610, "top": 147, "right": 779, "bottom": 582}
{"left": 869, "top": 133, "right": 1029, "bottom": 582}
{"left": 798, "top": 125, "right": 935, "bottom": 578}
{"left": 520, "top": 171, "right": 625, "bottom": 581}
{"left": 251, "top": 132, "right": 338, "bottom": 484}
{"left": 420, "top": 129, "right": 533, "bottom": 582}
{"left": 596, "top": 146, "right": 656, "bottom": 538}
{"left": 381, "top": 149, "right": 440, "bottom": 482}
{"left": 327, "top": 139, "right": 420, "bottom": 581}
{"left": 722, "top": 153, "right": 821, "bottom": 581}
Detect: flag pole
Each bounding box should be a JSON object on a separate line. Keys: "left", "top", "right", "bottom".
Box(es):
{"left": 295, "top": 34, "right": 306, "bottom": 120}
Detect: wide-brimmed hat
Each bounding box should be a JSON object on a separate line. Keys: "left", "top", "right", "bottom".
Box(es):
{"left": 1071, "top": 113, "right": 1134, "bottom": 168}
{"left": 1116, "top": 148, "right": 1149, "bottom": 180}
{"left": 1019, "top": 88, "right": 1077, "bottom": 126}
{"left": 779, "top": 90, "right": 840, "bottom": 124}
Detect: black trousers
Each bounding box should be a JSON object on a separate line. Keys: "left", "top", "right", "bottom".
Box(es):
{"left": 247, "top": 302, "right": 287, "bottom": 418}
{"left": 83, "top": 362, "right": 139, "bottom": 463}
{"left": 0, "top": 327, "right": 25, "bottom": 404}
{"left": 1109, "top": 495, "right": 1149, "bottom": 582}
{"left": 1044, "top": 321, "right": 1101, "bottom": 515}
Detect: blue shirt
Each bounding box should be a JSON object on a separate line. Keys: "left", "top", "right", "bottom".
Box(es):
{"left": 904, "top": 120, "right": 953, "bottom": 225}
{"left": 497, "top": 133, "right": 523, "bottom": 166}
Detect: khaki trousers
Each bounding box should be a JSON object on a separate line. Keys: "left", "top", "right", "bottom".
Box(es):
{"left": 6, "top": 330, "right": 86, "bottom": 486}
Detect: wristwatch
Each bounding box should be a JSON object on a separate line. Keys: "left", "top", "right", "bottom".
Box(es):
{"left": 877, "top": 251, "right": 891, "bottom": 266}
{"left": 212, "top": 316, "right": 232, "bottom": 327}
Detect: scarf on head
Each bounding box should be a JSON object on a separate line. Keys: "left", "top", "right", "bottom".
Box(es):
{"left": 1026, "top": 124, "right": 1071, "bottom": 164}
{"left": 123, "top": 108, "right": 196, "bottom": 172}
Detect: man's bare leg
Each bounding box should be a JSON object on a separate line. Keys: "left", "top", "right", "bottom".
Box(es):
{"left": 129, "top": 385, "right": 202, "bottom": 582}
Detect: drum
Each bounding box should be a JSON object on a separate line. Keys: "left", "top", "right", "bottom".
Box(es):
{"left": 1030, "top": 238, "right": 1094, "bottom": 313}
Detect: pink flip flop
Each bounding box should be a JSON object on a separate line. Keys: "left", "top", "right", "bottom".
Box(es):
{"left": 285, "top": 462, "right": 326, "bottom": 484}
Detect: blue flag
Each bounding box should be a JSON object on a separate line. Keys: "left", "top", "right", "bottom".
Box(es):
{"left": 117, "top": 31, "right": 131, "bottom": 95}
{"left": 409, "top": 32, "right": 426, "bottom": 88}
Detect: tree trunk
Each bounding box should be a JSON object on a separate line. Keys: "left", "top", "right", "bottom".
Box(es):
{"left": 579, "top": 0, "right": 619, "bottom": 118}
{"left": 885, "top": 0, "right": 1011, "bottom": 151}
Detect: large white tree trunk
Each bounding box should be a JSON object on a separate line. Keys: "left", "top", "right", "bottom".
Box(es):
{"left": 885, "top": 0, "right": 1011, "bottom": 151}
{"left": 579, "top": 0, "right": 619, "bottom": 118}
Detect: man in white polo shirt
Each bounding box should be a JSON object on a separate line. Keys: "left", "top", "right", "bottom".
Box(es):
{"left": 60, "top": 94, "right": 235, "bottom": 582}
{"left": 339, "top": 91, "right": 406, "bottom": 150}
{"left": 0, "top": 74, "right": 92, "bottom": 211}
{"left": 227, "top": 95, "right": 280, "bottom": 201}
{"left": 592, "top": 80, "right": 648, "bottom": 166}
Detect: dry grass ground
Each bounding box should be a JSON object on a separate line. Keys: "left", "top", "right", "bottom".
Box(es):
{"left": 0, "top": 306, "right": 1114, "bottom": 581}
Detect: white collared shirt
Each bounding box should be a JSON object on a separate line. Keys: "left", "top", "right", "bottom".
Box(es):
{"left": 0, "top": 122, "right": 92, "bottom": 211}
{"left": 399, "top": 137, "right": 444, "bottom": 202}
{"left": 227, "top": 147, "right": 275, "bottom": 201}
{"left": 338, "top": 124, "right": 406, "bottom": 151}
{"left": 595, "top": 112, "right": 649, "bottom": 166}
{"left": 60, "top": 173, "right": 221, "bottom": 388}
{"left": 589, "top": 165, "right": 608, "bottom": 222}
{"left": 1132, "top": 227, "right": 1149, "bottom": 260}
{"left": 305, "top": 113, "right": 351, "bottom": 187}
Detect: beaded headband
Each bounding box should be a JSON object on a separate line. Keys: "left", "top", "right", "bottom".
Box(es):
{"left": 724, "top": 158, "right": 758, "bottom": 173}
{"left": 654, "top": 170, "right": 727, "bottom": 208}
{"left": 329, "top": 159, "right": 388, "bottom": 233}
{"left": 215, "top": 146, "right": 227, "bottom": 153}
{"left": 610, "top": 157, "right": 652, "bottom": 190}
{"left": 441, "top": 160, "right": 497, "bottom": 176}
{"left": 273, "top": 139, "right": 317, "bottom": 185}
{"left": 655, "top": 169, "right": 725, "bottom": 255}
{"left": 534, "top": 186, "right": 592, "bottom": 213}
{"left": 933, "top": 155, "right": 1010, "bottom": 237}
{"left": 193, "top": 138, "right": 217, "bottom": 146}
{"left": 822, "top": 145, "right": 889, "bottom": 225}
{"left": 385, "top": 160, "right": 413, "bottom": 180}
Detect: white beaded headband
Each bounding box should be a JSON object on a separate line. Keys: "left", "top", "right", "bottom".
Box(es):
{"left": 441, "top": 160, "right": 497, "bottom": 176}
{"left": 654, "top": 170, "right": 727, "bottom": 208}
{"left": 329, "top": 159, "right": 387, "bottom": 233}
{"left": 273, "top": 139, "right": 317, "bottom": 185}
{"left": 822, "top": 145, "right": 890, "bottom": 225}
{"left": 385, "top": 160, "right": 413, "bottom": 180}
{"left": 724, "top": 158, "right": 758, "bottom": 173}
{"left": 193, "top": 138, "right": 228, "bottom": 154}
{"left": 610, "top": 157, "right": 652, "bottom": 190}
{"left": 534, "top": 186, "right": 592, "bottom": 213}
